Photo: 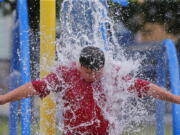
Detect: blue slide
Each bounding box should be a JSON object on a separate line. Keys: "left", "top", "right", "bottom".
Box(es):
{"left": 156, "top": 39, "right": 180, "bottom": 135}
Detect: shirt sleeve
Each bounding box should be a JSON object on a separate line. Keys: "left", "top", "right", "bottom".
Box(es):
{"left": 128, "top": 78, "right": 151, "bottom": 98}
{"left": 32, "top": 72, "right": 61, "bottom": 98}
{"left": 122, "top": 76, "right": 151, "bottom": 98}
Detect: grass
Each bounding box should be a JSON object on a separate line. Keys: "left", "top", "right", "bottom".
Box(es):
{"left": 0, "top": 116, "right": 9, "bottom": 135}
{"left": 0, "top": 116, "right": 172, "bottom": 135}
{"left": 0, "top": 116, "right": 38, "bottom": 135}
{"left": 122, "top": 124, "right": 172, "bottom": 135}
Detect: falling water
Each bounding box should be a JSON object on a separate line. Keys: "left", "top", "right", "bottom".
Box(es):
{"left": 54, "top": 0, "right": 155, "bottom": 134}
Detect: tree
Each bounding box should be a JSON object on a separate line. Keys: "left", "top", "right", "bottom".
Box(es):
{"left": 108, "top": 1, "right": 180, "bottom": 36}
{"left": 0, "top": 0, "right": 16, "bottom": 16}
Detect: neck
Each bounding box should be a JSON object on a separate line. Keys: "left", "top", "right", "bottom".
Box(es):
{"left": 76, "top": 61, "right": 80, "bottom": 71}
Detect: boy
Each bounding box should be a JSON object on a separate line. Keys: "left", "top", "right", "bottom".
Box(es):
{"left": 0, "top": 46, "right": 180, "bottom": 135}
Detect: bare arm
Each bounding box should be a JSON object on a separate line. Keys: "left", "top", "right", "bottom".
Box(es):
{"left": 0, "top": 82, "right": 39, "bottom": 105}
{"left": 147, "top": 83, "right": 180, "bottom": 104}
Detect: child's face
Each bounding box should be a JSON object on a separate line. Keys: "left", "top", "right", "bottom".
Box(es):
{"left": 79, "top": 65, "right": 103, "bottom": 82}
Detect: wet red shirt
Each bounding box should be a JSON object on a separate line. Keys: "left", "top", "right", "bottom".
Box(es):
{"left": 32, "top": 65, "right": 150, "bottom": 135}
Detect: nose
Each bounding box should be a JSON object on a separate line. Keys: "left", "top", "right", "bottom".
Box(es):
{"left": 88, "top": 73, "right": 95, "bottom": 79}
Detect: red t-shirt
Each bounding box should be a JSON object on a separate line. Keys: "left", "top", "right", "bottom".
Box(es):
{"left": 32, "top": 65, "right": 150, "bottom": 135}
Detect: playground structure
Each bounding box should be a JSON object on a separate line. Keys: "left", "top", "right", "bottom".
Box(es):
{"left": 125, "top": 39, "right": 180, "bottom": 135}
{"left": 0, "top": 0, "right": 180, "bottom": 135}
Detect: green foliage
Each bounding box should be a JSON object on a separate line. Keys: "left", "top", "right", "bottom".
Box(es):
{"left": 108, "top": 1, "right": 180, "bottom": 36}
{"left": 0, "top": 0, "right": 16, "bottom": 16}
{"left": 0, "top": 116, "right": 8, "bottom": 135}
{"left": 0, "top": 0, "right": 63, "bottom": 32}
{"left": 1, "top": 0, "right": 179, "bottom": 36}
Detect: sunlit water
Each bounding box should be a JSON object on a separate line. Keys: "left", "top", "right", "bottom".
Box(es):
{"left": 30, "top": 0, "right": 155, "bottom": 135}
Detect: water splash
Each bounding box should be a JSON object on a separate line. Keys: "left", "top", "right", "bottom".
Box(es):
{"left": 45, "top": 0, "right": 155, "bottom": 134}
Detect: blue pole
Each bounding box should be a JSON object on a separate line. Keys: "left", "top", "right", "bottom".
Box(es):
{"left": 112, "top": 0, "right": 129, "bottom": 7}
{"left": 9, "top": 73, "right": 21, "bottom": 135}
{"left": 163, "top": 39, "right": 180, "bottom": 135}
{"left": 99, "top": 0, "right": 109, "bottom": 50}
{"left": 17, "top": 0, "right": 31, "bottom": 135}
{"left": 100, "top": 0, "right": 129, "bottom": 50}
{"left": 9, "top": 13, "right": 20, "bottom": 135}
{"left": 155, "top": 49, "right": 166, "bottom": 135}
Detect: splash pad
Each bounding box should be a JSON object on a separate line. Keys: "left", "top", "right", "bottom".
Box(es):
{"left": 7, "top": 0, "right": 180, "bottom": 135}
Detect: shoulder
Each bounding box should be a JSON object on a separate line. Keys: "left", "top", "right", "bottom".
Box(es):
{"left": 55, "top": 62, "right": 78, "bottom": 76}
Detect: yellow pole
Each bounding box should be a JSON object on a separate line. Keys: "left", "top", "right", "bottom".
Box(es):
{"left": 40, "top": 0, "right": 56, "bottom": 135}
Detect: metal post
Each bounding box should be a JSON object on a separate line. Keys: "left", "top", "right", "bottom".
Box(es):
{"left": 17, "top": 0, "right": 31, "bottom": 134}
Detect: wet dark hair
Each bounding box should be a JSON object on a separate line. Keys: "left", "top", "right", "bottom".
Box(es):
{"left": 79, "top": 46, "right": 105, "bottom": 71}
